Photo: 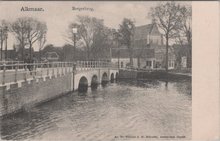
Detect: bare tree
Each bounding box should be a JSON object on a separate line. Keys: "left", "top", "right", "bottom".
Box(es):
{"left": 180, "top": 5, "right": 192, "bottom": 68}
{"left": 181, "top": 6, "right": 191, "bottom": 47}
{"left": 68, "top": 15, "right": 105, "bottom": 60}
{"left": 118, "top": 18, "right": 135, "bottom": 67}
{"left": 0, "top": 20, "right": 8, "bottom": 61}
{"left": 11, "top": 17, "right": 29, "bottom": 61}
{"left": 149, "top": 2, "right": 184, "bottom": 72}
{"left": 26, "top": 18, "right": 47, "bottom": 60}
{"left": 11, "top": 17, "right": 47, "bottom": 61}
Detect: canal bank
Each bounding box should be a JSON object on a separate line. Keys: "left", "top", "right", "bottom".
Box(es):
{"left": 119, "top": 69, "right": 191, "bottom": 81}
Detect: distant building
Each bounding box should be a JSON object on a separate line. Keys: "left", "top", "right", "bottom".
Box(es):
{"left": 43, "top": 52, "right": 59, "bottom": 62}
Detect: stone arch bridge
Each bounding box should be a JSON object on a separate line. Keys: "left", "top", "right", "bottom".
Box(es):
{"left": 0, "top": 61, "right": 119, "bottom": 116}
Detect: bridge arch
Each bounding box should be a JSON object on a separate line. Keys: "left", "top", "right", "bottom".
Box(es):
{"left": 101, "top": 72, "right": 108, "bottom": 86}
{"left": 78, "top": 76, "right": 88, "bottom": 92}
{"left": 110, "top": 73, "right": 114, "bottom": 83}
{"left": 116, "top": 72, "right": 119, "bottom": 80}
{"left": 91, "top": 75, "right": 98, "bottom": 90}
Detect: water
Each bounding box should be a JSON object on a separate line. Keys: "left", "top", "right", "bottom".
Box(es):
{"left": 0, "top": 79, "right": 191, "bottom": 141}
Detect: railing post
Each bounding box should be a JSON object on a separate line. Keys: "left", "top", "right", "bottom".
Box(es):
{"left": 57, "top": 63, "right": 59, "bottom": 76}
{"left": 81, "top": 61, "right": 83, "bottom": 70}
{"left": 61, "top": 62, "right": 63, "bottom": 75}
{"left": 65, "top": 62, "right": 67, "bottom": 74}
{"left": 72, "top": 62, "right": 76, "bottom": 73}
{"left": 47, "top": 62, "right": 49, "bottom": 76}
{"left": 67, "top": 62, "right": 70, "bottom": 72}
{"left": 41, "top": 63, "right": 43, "bottom": 78}
{"left": 33, "top": 62, "right": 36, "bottom": 78}
{"left": 14, "top": 64, "right": 18, "bottom": 83}
{"left": 52, "top": 62, "right": 55, "bottom": 76}
{"left": 24, "top": 63, "right": 27, "bottom": 81}
{"left": 2, "top": 64, "right": 6, "bottom": 85}
{"left": 24, "top": 63, "right": 28, "bottom": 81}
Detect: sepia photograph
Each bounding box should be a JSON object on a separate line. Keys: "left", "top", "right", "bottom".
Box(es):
{"left": 0, "top": 1, "right": 196, "bottom": 140}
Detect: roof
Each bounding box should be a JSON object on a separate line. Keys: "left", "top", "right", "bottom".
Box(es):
{"left": 134, "top": 24, "right": 152, "bottom": 40}
{"left": 134, "top": 24, "right": 161, "bottom": 40}
{"left": 45, "top": 52, "right": 59, "bottom": 58}
{"left": 112, "top": 48, "right": 154, "bottom": 59}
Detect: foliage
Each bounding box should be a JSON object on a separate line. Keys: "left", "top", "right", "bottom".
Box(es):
{"left": 118, "top": 18, "right": 135, "bottom": 66}
{"left": 68, "top": 15, "right": 112, "bottom": 60}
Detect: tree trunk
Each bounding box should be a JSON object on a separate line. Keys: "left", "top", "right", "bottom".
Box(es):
{"left": 39, "top": 49, "right": 41, "bottom": 61}
{"left": 128, "top": 44, "right": 133, "bottom": 67}
{"left": 5, "top": 36, "right": 7, "bottom": 60}
{"left": 21, "top": 39, "right": 24, "bottom": 61}
{"left": 87, "top": 46, "right": 90, "bottom": 60}
{"left": 165, "top": 35, "right": 169, "bottom": 72}
{"left": 0, "top": 40, "right": 3, "bottom": 61}
{"left": 29, "top": 42, "right": 32, "bottom": 61}
{"left": 0, "top": 31, "right": 3, "bottom": 61}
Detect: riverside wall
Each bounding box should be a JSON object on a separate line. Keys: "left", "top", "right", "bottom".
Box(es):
{"left": 0, "top": 73, "right": 73, "bottom": 117}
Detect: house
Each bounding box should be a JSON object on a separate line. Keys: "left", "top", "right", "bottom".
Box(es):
{"left": 111, "top": 47, "right": 154, "bottom": 69}
{"left": 172, "top": 44, "right": 191, "bottom": 69}
{"left": 43, "top": 52, "right": 59, "bottom": 62}
{"left": 111, "top": 23, "right": 176, "bottom": 70}
{"left": 0, "top": 49, "right": 17, "bottom": 61}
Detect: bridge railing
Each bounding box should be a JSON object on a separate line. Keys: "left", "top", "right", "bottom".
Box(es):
{"left": 76, "top": 61, "right": 112, "bottom": 70}
{"left": 0, "top": 60, "right": 118, "bottom": 85}
{"left": 0, "top": 62, "right": 75, "bottom": 85}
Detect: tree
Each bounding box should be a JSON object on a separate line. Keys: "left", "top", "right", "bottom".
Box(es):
{"left": 68, "top": 15, "right": 106, "bottom": 60}
{"left": 149, "top": 2, "right": 184, "bottom": 72}
{"left": 26, "top": 18, "right": 47, "bottom": 60}
{"left": 0, "top": 20, "right": 8, "bottom": 61}
{"left": 180, "top": 5, "right": 192, "bottom": 68}
{"left": 11, "top": 17, "right": 47, "bottom": 61}
{"left": 62, "top": 44, "right": 74, "bottom": 61}
{"left": 90, "top": 27, "right": 113, "bottom": 60}
{"left": 118, "top": 18, "right": 135, "bottom": 66}
{"left": 11, "top": 17, "right": 29, "bottom": 61}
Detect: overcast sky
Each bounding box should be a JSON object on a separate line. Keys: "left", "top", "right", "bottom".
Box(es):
{"left": 0, "top": 1, "right": 190, "bottom": 50}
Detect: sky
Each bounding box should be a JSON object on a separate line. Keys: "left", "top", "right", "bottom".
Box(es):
{"left": 0, "top": 1, "right": 190, "bottom": 50}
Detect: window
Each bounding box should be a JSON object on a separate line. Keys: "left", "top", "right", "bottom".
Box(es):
{"left": 146, "top": 61, "right": 152, "bottom": 67}
{"left": 121, "top": 62, "right": 123, "bottom": 68}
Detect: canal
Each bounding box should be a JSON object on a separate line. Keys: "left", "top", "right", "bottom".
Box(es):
{"left": 0, "top": 79, "right": 191, "bottom": 141}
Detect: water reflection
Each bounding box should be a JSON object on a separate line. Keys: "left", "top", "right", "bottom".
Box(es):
{"left": 1, "top": 78, "right": 191, "bottom": 141}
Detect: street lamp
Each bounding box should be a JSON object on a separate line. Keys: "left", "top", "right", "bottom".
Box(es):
{"left": 0, "top": 27, "right": 3, "bottom": 61}
{"left": 113, "top": 31, "right": 121, "bottom": 69}
{"left": 4, "top": 26, "right": 8, "bottom": 61}
{"left": 72, "top": 28, "right": 77, "bottom": 61}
